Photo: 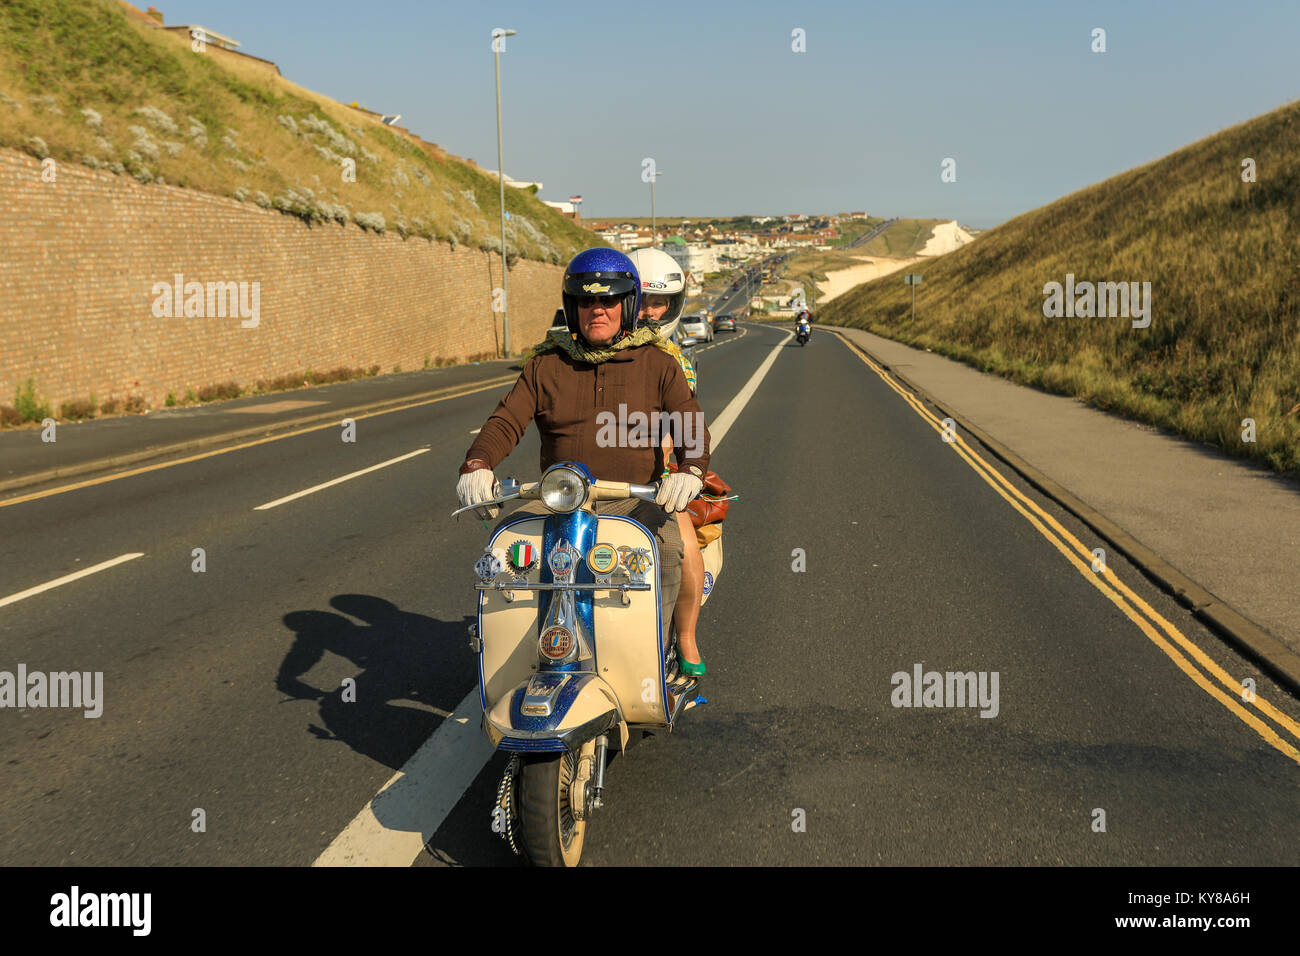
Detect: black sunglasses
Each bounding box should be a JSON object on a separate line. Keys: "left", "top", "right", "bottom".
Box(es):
{"left": 575, "top": 294, "right": 623, "bottom": 308}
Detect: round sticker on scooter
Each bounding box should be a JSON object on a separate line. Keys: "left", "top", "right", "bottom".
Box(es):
{"left": 538, "top": 625, "right": 574, "bottom": 661}
{"left": 586, "top": 543, "right": 619, "bottom": 575}
{"left": 702, "top": 571, "right": 714, "bottom": 596}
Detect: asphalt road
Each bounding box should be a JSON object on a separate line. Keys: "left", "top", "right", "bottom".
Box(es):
{"left": 1, "top": 321, "right": 1296, "bottom": 866}
{"left": 706, "top": 253, "right": 790, "bottom": 319}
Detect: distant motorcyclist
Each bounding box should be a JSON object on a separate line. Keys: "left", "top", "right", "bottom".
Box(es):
{"left": 795, "top": 310, "right": 812, "bottom": 344}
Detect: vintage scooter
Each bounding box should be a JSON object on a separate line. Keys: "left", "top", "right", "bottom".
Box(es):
{"left": 453, "top": 461, "right": 723, "bottom": 866}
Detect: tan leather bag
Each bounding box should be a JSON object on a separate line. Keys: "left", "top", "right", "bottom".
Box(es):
{"left": 668, "top": 463, "right": 732, "bottom": 529}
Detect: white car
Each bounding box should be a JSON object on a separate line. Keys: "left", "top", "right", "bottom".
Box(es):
{"left": 681, "top": 314, "right": 712, "bottom": 343}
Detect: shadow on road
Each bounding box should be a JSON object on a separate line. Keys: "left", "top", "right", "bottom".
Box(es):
{"left": 275, "top": 594, "right": 477, "bottom": 771}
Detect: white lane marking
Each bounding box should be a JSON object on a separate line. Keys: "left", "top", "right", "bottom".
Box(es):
{"left": 321, "top": 327, "right": 787, "bottom": 866}
{"left": 709, "top": 329, "right": 792, "bottom": 451}
{"left": 692, "top": 325, "right": 748, "bottom": 354}
{"left": 0, "top": 552, "right": 145, "bottom": 609}
{"left": 254, "top": 448, "right": 430, "bottom": 511}
{"left": 312, "top": 688, "right": 493, "bottom": 866}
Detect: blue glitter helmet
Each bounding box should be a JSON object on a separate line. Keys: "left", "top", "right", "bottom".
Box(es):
{"left": 561, "top": 247, "right": 641, "bottom": 339}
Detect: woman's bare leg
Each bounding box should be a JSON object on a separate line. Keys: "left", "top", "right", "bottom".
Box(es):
{"left": 673, "top": 511, "right": 704, "bottom": 664}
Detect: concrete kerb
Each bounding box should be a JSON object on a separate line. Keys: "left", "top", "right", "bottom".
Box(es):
{"left": 827, "top": 327, "right": 1300, "bottom": 697}
{"left": 0, "top": 373, "right": 518, "bottom": 499}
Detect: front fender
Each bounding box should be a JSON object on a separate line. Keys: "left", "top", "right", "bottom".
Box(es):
{"left": 485, "top": 673, "right": 627, "bottom": 754}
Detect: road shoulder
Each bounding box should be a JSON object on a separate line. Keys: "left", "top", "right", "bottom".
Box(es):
{"left": 828, "top": 325, "right": 1300, "bottom": 693}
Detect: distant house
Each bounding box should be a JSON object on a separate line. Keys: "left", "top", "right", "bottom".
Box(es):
{"left": 118, "top": 2, "right": 282, "bottom": 75}
{"left": 541, "top": 200, "right": 581, "bottom": 222}
{"left": 665, "top": 242, "right": 720, "bottom": 275}
{"left": 483, "top": 170, "right": 543, "bottom": 191}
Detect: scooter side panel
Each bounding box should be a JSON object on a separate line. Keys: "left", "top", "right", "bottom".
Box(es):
{"left": 699, "top": 530, "right": 723, "bottom": 608}
{"left": 591, "top": 516, "right": 667, "bottom": 725}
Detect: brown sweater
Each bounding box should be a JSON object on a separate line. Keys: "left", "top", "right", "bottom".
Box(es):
{"left": 464, "top": 344, "right": 711, "bottom": 483}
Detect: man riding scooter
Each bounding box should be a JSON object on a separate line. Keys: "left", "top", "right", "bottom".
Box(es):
{"left": 795, "top": 309, "right": 812, "bottom": 346}
{"left": 456, "top": 247, "right": 711, "bottom": 677}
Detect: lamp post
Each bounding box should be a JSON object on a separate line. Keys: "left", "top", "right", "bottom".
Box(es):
{"left": 649, "top": 169, "right": 662, "bottom": 248}
{"left": 492, "top": 27, "right": 517, "bottom": 355}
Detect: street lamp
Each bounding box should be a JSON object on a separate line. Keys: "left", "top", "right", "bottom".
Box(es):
{"left": 492, "top": 27, "right": 517, "bottom": 355}
{"left": 649, "top": 169, "right": 662, "bottom": 248}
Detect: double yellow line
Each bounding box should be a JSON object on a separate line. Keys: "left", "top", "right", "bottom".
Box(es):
{"left": 838, "top": 335, "right": 1300, "bottom": 766}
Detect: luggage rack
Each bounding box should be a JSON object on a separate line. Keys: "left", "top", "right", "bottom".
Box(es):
{"left": 475, "top": 579, "right": 651, "bottom": 606}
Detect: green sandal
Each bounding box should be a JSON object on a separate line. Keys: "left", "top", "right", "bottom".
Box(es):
{"left": 675, "top": 647, "right": 706, "bottom": 677}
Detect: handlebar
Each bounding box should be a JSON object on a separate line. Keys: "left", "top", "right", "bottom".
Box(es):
{"left": 451, "top": 477, "right": 661, "bottom": 518}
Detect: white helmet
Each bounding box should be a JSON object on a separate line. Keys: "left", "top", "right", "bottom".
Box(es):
{"left": 628, "top": 247, "right": 686, "bottom": 340}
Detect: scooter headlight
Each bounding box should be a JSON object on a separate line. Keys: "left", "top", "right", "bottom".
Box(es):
{"left": 539, "top": 465, "right": 589, "bottom": 513}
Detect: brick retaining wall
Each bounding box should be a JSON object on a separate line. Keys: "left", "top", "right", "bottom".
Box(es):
{"left": 0, "top": 148, "right": 565, "bottom": 410}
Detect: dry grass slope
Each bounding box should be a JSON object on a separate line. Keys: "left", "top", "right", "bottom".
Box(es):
{"left": 822, "top": 100, "right": 1300, "bottom": 476}
{"left": 0, "top": 0, "right": 598, "bottom": 263}
{"left": 851, "top": 218, "right": 948, "bottom": 257}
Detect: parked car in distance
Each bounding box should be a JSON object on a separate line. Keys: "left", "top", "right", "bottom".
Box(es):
{"left": 681, "top": 314, "right": 713, "bottom": 343}
{"left": 714, "top": 314, "right": 737, "bottom": 332}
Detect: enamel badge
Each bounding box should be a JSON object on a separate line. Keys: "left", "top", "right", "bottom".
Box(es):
{"left": 618, "top": 546, "right": 653, "bottom": 585}
{"left": 548, "top": 542, "right": 581, "bottom": 578}
{"left": 474, "top": 551, "right": 504, "bottom": 582}
{"left": 538, "top": 625, "right": 574, "bottom": 661}
{"left": 507, "top": 540, "right": 538, "bottom": 574}
{"left": 586, "top": 543, "right": 619, "bottom": 575}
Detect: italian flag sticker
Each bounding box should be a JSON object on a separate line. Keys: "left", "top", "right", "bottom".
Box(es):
{"left": 509, "top": 541, "right": 535, "bottom": 571}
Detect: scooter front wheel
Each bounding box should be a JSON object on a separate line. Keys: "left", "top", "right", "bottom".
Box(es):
{"left": 517, "top": 743, "right": 592, "bottom": 867}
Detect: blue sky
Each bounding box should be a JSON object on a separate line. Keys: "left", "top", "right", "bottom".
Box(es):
{"left": 157, "top": 0, "right": 1299, "bottom": 228}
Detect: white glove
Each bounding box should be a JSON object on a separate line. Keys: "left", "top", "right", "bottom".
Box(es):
{"left": 656, "top": 472, "right": 703, "bottom": 513}
{"left": 457, "top": 468, "right": 500, "bottom": 520}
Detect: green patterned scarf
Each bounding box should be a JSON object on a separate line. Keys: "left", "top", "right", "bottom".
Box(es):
{"left": 523, "top": 325, "right": 683, "bottom": 365}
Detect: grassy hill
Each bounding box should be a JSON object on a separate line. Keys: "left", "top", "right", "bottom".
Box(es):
{"left": 0, "top": 0, "right": 598, "bottom": 263}
{"left": 783, "top": 249, "right": 878, "bottom": 303}
{"left": 850, "top": 218, "right": 949, "bottom": 257}
{"left": 783, "top": 218, "right": 937, "bottom": 303}
{"left": 783, "top": 219, "right": 943, "bottom": 293}
{"left": 821, "top": 100, "right": 1300, "bottom": 477}
{"left": 827, "top": 216, "right": 889, "bottom": 246}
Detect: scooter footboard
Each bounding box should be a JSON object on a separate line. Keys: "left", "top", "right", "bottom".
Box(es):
{"left": 485, "top": 673, "right": 627, "bottom": 754}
